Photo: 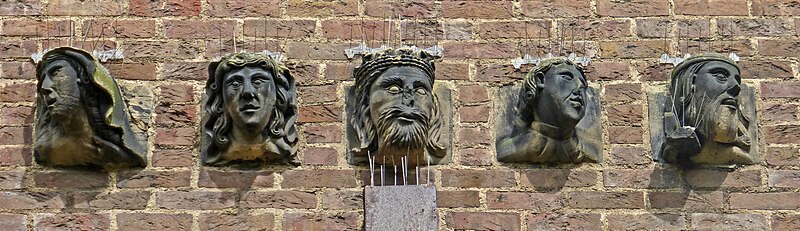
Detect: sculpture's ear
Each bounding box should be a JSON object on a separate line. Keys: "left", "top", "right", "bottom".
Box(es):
{"left": 207, "top": 62, "right": 221, "bottom": 89}
{"left": 426, "top": 93, "right": 447, "bottom": 158}
{"left": 534, "top": 72, "right": 546, "bottom": 90}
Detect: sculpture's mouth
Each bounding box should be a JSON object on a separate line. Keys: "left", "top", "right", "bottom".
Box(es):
{"left": 721, "top": 97, "right": 737, "bottom": 107}
{"left": 396, "top": 115, "right": 416, "bottom": 123}
{"left": 567, "top": 96, "right": 583, "bottom": 109}
{"left": 43, "top": 94, "right": 57, "bottom": 108}
{"left": 240, "top": 104, "right": 260, "bottom": 113}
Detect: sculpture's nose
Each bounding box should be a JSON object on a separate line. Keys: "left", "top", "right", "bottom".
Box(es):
{"left": 40, "top": 76, "right": 55, "bottom": 95}
{"left": 402, "top": 88, "right": 415, "bottom": 107}
{"left": 726, "top": 83, "right": 741, "bottom": 97}
{"left": 241, "top": 81, "right": 256, "bottom": 99}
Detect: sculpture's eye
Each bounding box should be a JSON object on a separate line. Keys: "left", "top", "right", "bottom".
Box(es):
{"left": 561, "top": 73, "right": 574, "bottom": 81}
{"left": 387, "top": 85, "right": 401, "bottom": 94}
{"left": 252, "top": 77, "right": 266, "bottom": 86}
{"left": 228, "top": 79, "right": 242, "bottom": 88}
{"left": 415, "top": 88, "right": 427, "bottom": 95}
{"left": 713, "top": 73, "right": 728, "bottom": 82}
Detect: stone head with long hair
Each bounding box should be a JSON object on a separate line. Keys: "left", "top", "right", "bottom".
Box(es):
{"left": 202, "top": 52, "right": 298, "bottom": 165}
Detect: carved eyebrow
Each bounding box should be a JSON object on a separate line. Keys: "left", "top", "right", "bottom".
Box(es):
{"left": 708, "top": 67, "right": 730, "bottom": 75}
{"left": 379, "top": 75, "right": 404, "bottom": 86}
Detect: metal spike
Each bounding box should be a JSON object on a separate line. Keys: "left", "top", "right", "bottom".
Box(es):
{"left": 69, "top": 20, "right": 74, "bottom": 47}
{"left": 233, "top": 28, "right": 237, "bottom": 53}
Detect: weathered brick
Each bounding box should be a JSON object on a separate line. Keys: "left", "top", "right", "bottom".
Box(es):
{"left": 675, "top": 0, "right": 749, "bottom": 15}
{"left": 442, "top": 1, "right": 512, "bottom": 19}
{"left": 763, "top": 103, "right": 799, "bottom": 124}
{"left": 298, "top": 85, "right": 338, "bottom": 104}
{"left": 649, "top": 191, "right": 724, "bottom": 210}
{"left": 604, "top": 169, "right": 680, "bottom": 189}
{"left": 152, "top": 148, "right": 194, "bottom": 167}
{"left": 0, "top": 82, "right": 35, "bottom": 102}
{"left": 47, "top": 0, "right": 123, "bottom": 15}
{"left": 286, "top": 42, "right": 349, "bottom": 60}
{"left": 321, "top": 20, "right": 387, "bottom": 41}
{"left": 298, "top": 105, "right": 341, "bottom": 123}
{"left": 685, "top": 169, "right": 762, "bottom": 188}
{"left": 521, "top": 0, "right": 591, "bottom": 18}
{"left": 487, "top": 192, "right": 562, "bottom": 211}
{"left": 583, "top": 61, "right": 632, "bottom": 81}
{"left": 155, "top": 104, "right": 197, "bottom": 126}
{"left": 156, "top": 191, "right": 236, "bottom": 210}
{"left": 718, "top": 19, "right": 793, "bottom": 36}
{"left": 520, "top": 169, "right": 597, "bottom": 188}
{"left": 740, "top": 60, "right": 794, "bottom": 79}
{"left": 762, "top": 82, "right": 800, "bottom": 98}
{"left": 1, "top": 62, "right": 35, "bottom": 79}
{"left": 475, "top": 64, "right": 526, "bottom": 83}
{"left": 607, "top": 104, "right": 644, "bottom": 126}
{"left": 0, "top": 213, "right": 27, "bottom": 230}
{"left": 478, "top": 21, "right": 549, "bottom": 39}
{"left": 117, "top": 213, "right": 192, "bottom": 231}
{"left": 566, "top": 191, "right": 645, "bottom": 209}
{"left": 105, "top": 62, "right": 158, "bottom": 81}
{"left": 446, "top": 212, "right": 520, "bottom": 231}
{"left": 597, "top": 0, "right": 669, "bottom": 17}
{"left": 125, "top": 40, "right": 203, "bottom": 59}
{"left": 320, "top": 189, "right": 362, "bottom": 210}
{"left": 1, "top": 20, "right": 70, "bottom": 36}
{"left": 692, "top": 213, "right": 768, "bottom": 231}
{"left": 206, "top": 0, "right": 280, "bottom": 17}
{"left": 199, "top": 169, "right": 275, "bottom": 188}
{"left": 163, "top": 62, "right": 207, "bottom": 81}
{"left": 600, "top": 40, "right": 666, "bottom": 59}
{"left": 694, "top": 39, "right": 754, "bottom": 56}
{"left": 764, "top": 125, "right": 800, "bottom": 144}
{"left": 608, "top": 126, "right": 643, "bottom": 144}
{"left": 527, "top": 213, "right": 601, "bottom": 231}
{"left": 443, "top": 41, "right": 516, "bottom": 59}
{"left": 605, "top": 83, "right": 643, "bottom": 103}
{"left": 0, "top": 0, "right": 40, "bottom": 15}
{"left": 558, "top": 19, "right": 632, "bottom": 39}
{"left": 609, "top": 146, "right": 650, "bottom": 166}
{"left": 731, "top": 192, "right": 800, "bottom": 209}
{"left": 759, "top": 39, "right": 800, "bottom": 57}
{"left": 0, "top": 169, "right": 24, "bottom": 189}
{"left": 0, "top": 127, "right": 32, "bottom": 145}
{"left": 282, "top": 169, "right": 356, "bottom": 188}
{"left": 74, "top": 191, "right": 150, "bottom": 209}
{"left": 607, "top": 213, "right": 687, "bottom": 230}
{"left": 0, "top": 192, "right": 65, "bottom": 210}
{"left": 286, "top": 63, "right": 321, "bottom": 86}
{"left": 440, "top": 169, "right": 515, "bottom": 188}
{"left": 0, "top": 146, "right": 31, "bottom": 166}
{"left": 458, "top": 126, "right": 491, "bottom": 146}
{"left": 240, "top": 190, "right": 316, "bottom": 209}
{"left": 281, "top": 212, "right": 358, "bottom": 231}
{"left": 769, "top": 170, "right": 800, "bottom": 188}
{"left": 154, "top": 128, "right": 196, "bottom": 146}
{"left": 117, "top": 170, "right": 191, "bottom": 188}
{"left": 636, "top": 61, "right": 671, "bottom": 81}
{"left": 198, "top": 212, "right": 275, "bottom": 231}
{"left": 302, "top": 147, "right": 338, "bottom": 166}
{"left": 129, "top": 0, "right": 201, "bottom": 16}
{"left": 459, "top": 104, "right": 490, "bottom": 123}
{"left": 436, "top": 190, "right": 480, "bottom": 208}
{"left": 766, "top": 146, "right": 800, "bottom": 166}
{"left": 754, "top": 0, "right": 800, "bottom": 16}
{"left": 204, "top": 39, "right": 280, "bottom": 60}
{"left": 458, "top": 148, "right": 493, "bottom": 166}
{"left": 365, "top": 1, "right": 436, "bottom": 18}
{"left": 457, "top": 85, "right": 489, "bottom": 104}
{"left": 772, "top": 213, "right": 800, "bottom": 231}
{"left": 286, "top": 0, "right": 357, "bottom": 17}
{"left": 302, "top": 124, "right": 342, "bottom": 143}
{"left": 34, "top": 171, "right": 108, "bottom": 189}
{"left": 81, "top": 19, "right": 157, "bottom": 38}
{"left": 324, "top": 63, "right": 355, "bottom": 81}
{"left": 34, "top": 213, "right": 109, "bottom": 231}
{"left": 437, "top": 63, "right": 469, "bottom": 80}
{"left": 0, "top": 105, "right": 34, "bottom": 125}
{"left": 164, "top": 20, "right": 236, "bottom": 39}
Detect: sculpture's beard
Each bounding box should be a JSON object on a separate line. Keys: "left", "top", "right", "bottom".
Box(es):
{"left": 694, "top": 96, "right": 740, "bottom": 144}
{"left": 375, "top": 106, "right": 430, "bottom": 150}
{"left": 49, "top": 95, "right": 82, "bottom": 120}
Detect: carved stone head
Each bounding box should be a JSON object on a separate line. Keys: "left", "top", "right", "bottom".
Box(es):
{"left": 496, "top": 58, "right": 600, "bottom": 164}
{"left": 350, "top": 48, "right": 446, "bottom": 166}
{"left": 202, "top": 52, "right": 298, "bottom": 165}
{"left": 663, "top": 54, "right": 754, "bottom": 166}
{"left": 34, "top": 47, "right": 147, "bottom": 168}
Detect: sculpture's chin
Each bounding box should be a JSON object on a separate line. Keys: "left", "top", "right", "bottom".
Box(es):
{"left": 378, "top": 121, "right": 428, "bottom": 150}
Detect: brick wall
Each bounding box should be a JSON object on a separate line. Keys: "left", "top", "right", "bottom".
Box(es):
{"left": 1, "top": 0, "right": 800, "bottom": 230}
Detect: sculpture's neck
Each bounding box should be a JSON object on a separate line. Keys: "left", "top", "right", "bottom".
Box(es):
{"left": 54, "top": 106, "right": 94, "bottom": 139}
{"left": 230, "top": 126, "right": 263, "bottom": 145}
{"left": 530, "top": 121, "right": 575, "bottom": 140}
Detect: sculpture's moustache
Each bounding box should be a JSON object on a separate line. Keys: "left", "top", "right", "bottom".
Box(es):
{"left": 376, "top": 106, "right": 430, "bottom": 149}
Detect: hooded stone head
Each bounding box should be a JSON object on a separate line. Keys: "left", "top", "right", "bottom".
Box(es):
{"left": 202, "top": 52, "right": 298, "bottom": 165}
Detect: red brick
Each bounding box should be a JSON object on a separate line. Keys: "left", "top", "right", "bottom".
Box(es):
{"left": 125, "top": 40, "right": 203, "bottom": 59}
{"left": 154, "top": 128, "right": 196, "bottom": 146}
{"left": 164, "top": 20, "right": 235, "bottom": 39}
{"left": 159, "top": 84, "right": 194, "bottom": 103}
{"left": 33, "top": 213, "right": 109, "bottom": 231}
{"left": 773, "top": 213, "right": 800, "bottom": 231}
{"left": 566, "top": 191, "right": 645, "bottom": 209}
{"left": 129, "top": 0, "right": 201, "bottom": 16}
{"left": 558, "top": 19, "right": 632, "bottom": 39}
{"left": 365, "top": 1, "right": 436, "bottom": 18}
{"left": 443, "top": 41, "right": 516, "bottom": 59}
{"left": 636, "top": 19, "right": 673, "bottom": 38}
{"left": 437, "top": 63, "right": 469, "bottom": 80}
{"left": 324, "top": 63, "right": 355, "bottom": 81}
{"left": 199, "top": 169, "right": 274, "bottom": 188}
{"left": 34, "top": 171, "right": 108, "bottom": 189}
{"left": 637, "top": 61, "right": 671, "bottom": 81}
{"left": 240, "top": 190, "right": 317, "bottom": 209}
{"left": 475, "top": 64, "right": 525, "bottom": 83}
{"left": 597, "top": 0, "right": 669, "bottom": 17}
{"left": 608, "top": 126, "right": 643, "bottom": 144}
{"left": 0, "top": 105, "right": 34, "bottom": 125}
{"left": 459, "top": 104, "right": 490, "bottom": 123}
{"left": 458, "top": 148, "right": 493, "bottom": 166}
{"left": 204, "top": 39, "right": 280, "bottom": 60}
{"left": 520, "top": 169, "right": 597, "bottom": 188}
{"left": 692, "top": 213, "right": 768, "bottom": 230}
{"left": 437, "top": 190, "right": 480, "bottom": 208}
{"left": 763, "top": 103, "right": 799, "bottom": 124}
{"left": 206, "top": 0, "right": 280, "bottom": 17}
{"left": 155, "top": 104, "right": 197, "bottom": 126}
{"left": 302, "top": 147, "right": 338, "bottom": 166}
{"left": 0, "top": 213, "right": 27, "bottom": 230}
{"left": 604, "top": 83, "right": 643, "bottom": 103}
{"left": 0, "top": 0, "right": 40, "bottom": 15}
{"left": 1, "top": 62, "right": 35, "bottom": 79}
{"left": 441, "top": 169, "right": 515, "bottom": 188}
{"left": 282, "top": 212, "right": 359, "bottom": 231}
{"left": 442, "top": 1, "right": 513, "bottom": 19}
{"left": 478, "top": 21, "right": 549, "bottom": 39}
{"left": 764, "top": 125, "right": 800, "bottom": 144}
{"left": 740, "top": 60, "right": 794, "bottom": 79}
{"left": 298, "top": 85, "right": 338, "bottom": 104}
{"left": 321, "top": 20, "right": 388, "bottom": 41}
{"left": 0, "top": 127, "right": 32, "bottom": 145}
{"left": 487, "top": 192, "right": 562, "bottom": 211}
{"left": 458, "top": 126, "right": 491, "bottom": 146}
{"left": 286, "top": 42, "right": 350, "bottom": 60}
{"left": 286, "top": 63, "right": 321, "bottom": 86}
{"left": 600, "top": 40, "right": 666, "bottom": 59}
{"left": 152, "top": 148, "right": 194, "bottom": 167}
{"left": 105, "top": 62, "right": 157, "bottom": 80}
{"left": 74, "top": 191, "right": 150, "bottom": 209}
{"left": 769, "top": 170, "right": 800, "bottom": 188}
{"left": 198, "top": 212, "right": 275, "bottom": 231}
{"left": 754, "top": 0, "right": 800, "bottom": 16}
{"left": 766, "top": 146, "right": 800, "bottom": 166}
{"left": 731, "top": 192, "right": 800, "bottom": 209}
{"left": 117, "top": 170, "right": 191, "bottom": 188}
{"left": 298, "top": 105, "right": 341, "bottom": 123}
{"left": 282, "top": 169, "right": 356, "bottom": 188}
{"left": 47, "top": 0, "right": 123, "bottom": 15}
{"left": 527, "top": 213, "right": 601, "bottom": 230}
{"left": 457, "top": 85, "right": 488, "bottom": 104}
{"left": 604, "top": 169, "right": 680, "bottom": 189}
{"left": 675, "top": 0, "right": 749, "bottom": 15}
{"left": 1, "top": 20, "right": 69, "bottom": 36}
{"left": 685, "top": 169, "right": 762, "bottom": 188}
{"left": 321, "top": 189, "right": 362, "bottom": 210}
{"left": 719, "top": 19, "right": 793, "bottom": 36}
{"left": 446, "top": 212, "right": 520, "bottom": 231}
{"left": 759, "top": 39, "right": 800, "bottom": 57}
{"left": 302, "top": 124, "right": 342, "bottom": 143}
{"left": 609, "top": 146, "right": 650, "bottom": 166}
{"left": 521, "top": 0, "right": 590, "bottom": 18}
{"left": 0, "top": 169, "right": 23, "bottom": 189}
{"left": 692, "top": 39, "right": 755, "bottom": 56}
{"left": 243, "top": 20, "right": 316, "bottom": 39}
{"left": 583, "top": 61, "right": 632, "bottom": 81}
{"left": 117, "top": 213, "right": 192, "bottom": 231}
{"left": 0, "top": 146, "right": 31, "bottom": 166}
{"left": 156, "top": 191, "right": 236, "bottom": 210}
{"left": 0, "top": 82, "right": 35, "bottom": 102}
{"left": 0, "top": 192, "right": 65, "bottom": 209}
{"left": 607, "top": 104, "right": 644, "bottom": 126}
{"left": 648, "top": 191, "right": 724, "bottom": 210}
{"left": 81, "top": 19, "right": 157, "bottom": 38}
{"left": 762, "top": 82, "right": 800, "bottom": 98}
{"left": 163, "top": 62, "right": 207, "bottom": 81}
{"left": 286, "top": 0, "right": 357, "bottom": 17}
{"left": 607, "top": 213, "right": 687, "bottom": 230}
